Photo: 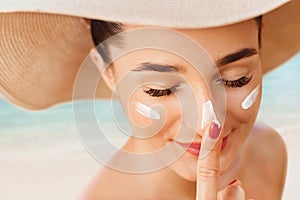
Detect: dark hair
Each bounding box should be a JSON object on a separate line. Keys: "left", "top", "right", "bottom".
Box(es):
{"left": 91, "top": 16, "right": 263, "bottom": 63}
{"left": 256, "top": 16, "right": 262, "bottom": 48}
{"left": 91, "top": 20, "right": 123, "bottom": 64}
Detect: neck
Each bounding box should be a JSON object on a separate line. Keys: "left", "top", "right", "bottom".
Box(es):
{"left": 101, "top": 165, "right": 196, "bottom": 200}
{"left": 144, "top": 167, "right": 196, "bottom": 199}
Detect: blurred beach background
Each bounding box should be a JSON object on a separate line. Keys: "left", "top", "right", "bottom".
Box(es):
{"left": 0, "top": 53, "right": 299, "bottom": 200}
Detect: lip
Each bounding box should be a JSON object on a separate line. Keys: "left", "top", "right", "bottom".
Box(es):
{"left": 175, "top": 135, "right": 229, "bottom": 157}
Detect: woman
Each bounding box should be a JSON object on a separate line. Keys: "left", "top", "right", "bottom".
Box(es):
{"left": 0, "top": 0, "right": 299, "bottom": 199}
{"left": 77, "top": 17, "right": 287, "bottom": 200}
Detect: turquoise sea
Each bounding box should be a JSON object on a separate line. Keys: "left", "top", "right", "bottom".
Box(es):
{"left": 0, "top": 53, "right": 299, "bottom": 143}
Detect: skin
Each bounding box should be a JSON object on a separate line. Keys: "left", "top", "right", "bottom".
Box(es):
{"left": 79, "top": 19, "right": 287, "bottom": 199}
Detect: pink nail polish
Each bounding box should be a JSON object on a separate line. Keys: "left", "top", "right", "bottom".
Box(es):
{"left": 209, "top": 123, "right": 220, "bottom": 139}
{"left": 228, "top": 179, "right": 237, "bottom": 185}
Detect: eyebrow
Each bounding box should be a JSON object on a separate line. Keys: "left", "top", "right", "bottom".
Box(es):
{"left": 132, "top": 48, "right": 258, "bottom": 73}
{"left": 216, "top": 48, "right": 258, "bottom": 67}
{"left": 132, "top": 62, "right": 184, "bottom": 73}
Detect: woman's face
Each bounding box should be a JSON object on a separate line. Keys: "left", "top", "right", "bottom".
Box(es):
{"left": 100, "top": 19, "right": 262, "bottom": 182}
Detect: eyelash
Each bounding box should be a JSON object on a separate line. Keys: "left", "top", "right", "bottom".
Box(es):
{"left": 143, "top": 86, "right": 177, "bottom": 97}
{"left": 220, "top": 75, "right": 253, "bottom": 88}
{"left": 143, "top": 75, "right": 253, "bottom": 97}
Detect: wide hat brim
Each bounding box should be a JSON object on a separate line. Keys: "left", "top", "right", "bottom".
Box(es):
{"left": 0, "top": 0, "right": 299, "bottom": 110}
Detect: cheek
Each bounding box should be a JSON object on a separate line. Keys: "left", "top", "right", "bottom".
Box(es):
{"left": 226, "top": 84, "right": 262, "bottom": 125}
{"left": 127, "top": 93, "right": 182, "bottom": 138}
{"left": 128, "top": 101, "right": 153, "bottom": 128}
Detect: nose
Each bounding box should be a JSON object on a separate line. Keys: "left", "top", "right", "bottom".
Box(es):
{"left": 178, "top": 77, "right": 212, "bottom": 138}
{"left": 183, "top": 77, "right": 223, "bottom": 138}
{"left": 200, "top": 100, "right": 221, "bottom": 130}
{"left": 195, "top": 90, "right": 214, "bottom": 138}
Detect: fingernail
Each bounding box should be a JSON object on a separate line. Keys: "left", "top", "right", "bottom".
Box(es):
{"left": 228, "top": 179, "right": 237, "bottom": 185}
{"left": 209, "top": 123, "right": 220, "bottom": 139}
{"left": 199, "top": 101, "right": 221, "bottom": 159}
{"left": 198, "top": 123, "right": 221, "bottom": 159}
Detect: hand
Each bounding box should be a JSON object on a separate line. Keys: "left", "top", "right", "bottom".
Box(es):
{"left": 196, "top": 123, "right": 247, "bottom": 200}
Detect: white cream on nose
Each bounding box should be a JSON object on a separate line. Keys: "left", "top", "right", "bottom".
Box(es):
{"left": 201, "top": 100, "right": 220, "bottom": 129}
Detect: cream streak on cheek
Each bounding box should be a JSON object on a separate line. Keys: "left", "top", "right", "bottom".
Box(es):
{"left": 134, "top": 102, "right": 161, "bottom": 120}
{"left": 241, "top": 85, "right": 260, "bottom": 110}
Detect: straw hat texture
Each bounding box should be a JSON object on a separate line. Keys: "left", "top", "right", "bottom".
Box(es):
{"left": 0, "top": 0, "right": 299, "bottom": 109}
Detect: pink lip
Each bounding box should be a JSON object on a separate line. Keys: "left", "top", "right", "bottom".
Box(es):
{"left": 175, "top": 135, "right": 229, "bottom": 157}
{"left": 175, "top": 142, "right": 201, "bottom": 156}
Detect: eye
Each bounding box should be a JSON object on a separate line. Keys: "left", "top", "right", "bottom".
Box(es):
{"left": 143, "top": 86, "right": 178, "bottom": 97}
{"left": 220, "top": 75, "right": 253, "bottom": 88}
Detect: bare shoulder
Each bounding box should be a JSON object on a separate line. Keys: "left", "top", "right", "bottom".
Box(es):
{"left": 77, "top": 167, "right": 119, "bottom": 200}
{"left": 250, "top": 122, "right": 287, "bottom": 165}
{"left": 241, "top": 122, "right": 287, "bottom": 199}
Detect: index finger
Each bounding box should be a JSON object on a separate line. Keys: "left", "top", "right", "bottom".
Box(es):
{"left": 196, "top": 122, "right": 222, "bottom": 200}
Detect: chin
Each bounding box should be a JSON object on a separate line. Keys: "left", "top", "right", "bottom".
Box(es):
{"left": 179, "top": 169, "right": 198, "bottom": 182}
{"left": 169, "top": 152, "right": 198, "bottom": 182}
{"left": 220, "top": 128, "right": 245, "bottom": 175}
{"left": 169, "top": 127, "right": 246, "bottom": 182}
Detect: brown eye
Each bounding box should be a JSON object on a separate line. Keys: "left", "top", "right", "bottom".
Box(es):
{"left": 221, "top": 75, "right": 253, "bottom": 88}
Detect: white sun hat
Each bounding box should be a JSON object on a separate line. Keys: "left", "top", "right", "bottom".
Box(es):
{"left": 0, "top": 0, "right": 299, "bottom": 109}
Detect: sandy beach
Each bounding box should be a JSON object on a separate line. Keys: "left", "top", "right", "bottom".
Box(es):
{"left": 0, "top": 136, "right": 101, "bottom": 200}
